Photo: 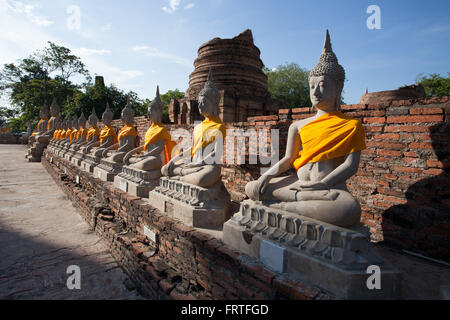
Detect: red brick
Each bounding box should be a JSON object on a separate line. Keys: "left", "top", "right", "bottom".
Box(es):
{"left": 426, "top": 160, "right": 446, "bottom": 168}
{"left": 403, "top": 151, "right": 419, "bottom": 158}
{"left": 278, "top": 109, "right": 291, "bottom": 114}
{"left": 292, "top": 114, "right": 312, "bottom": 120}
{"left": 387, "top": 115, "right": 443, "bottom": 123}
{"left": 408, "top": 142, "right": 434, "bottom": 150}
{"left": 373, "top": 133, "right": 400, "bottom": 140}
{"left": 292, "top": 107, "right": 311, "bottom": 113}
{"left": 216, "top": 245, "right": 240, "bottom": 264}
{"left": 383, "top": 174, "right": 398, "bottom": 180}
{"left": 364, "top": 117, "right": 385, "bottom": 124}
{"left": 391, "top": 166, "right": 423, "bottom": 174}
{"left": 341, "top": 104, "right": 366, "bottom": 111}
{"left": 145, "top": 265, "right": 163, "bottom": 282}
{"left": 410, "top": 107, "right": 443, "bottom": 115}
{"left": 423, "top": 168, "right": 444, "bottom": 175}
{"left": 272, "top": 277, "right": 320, "bottom": 300}
{"left": 385, "top": 125, "right": 431, "bottom": 133}
{"left": 376, "top": 149, "right": 402, "bottom": 157}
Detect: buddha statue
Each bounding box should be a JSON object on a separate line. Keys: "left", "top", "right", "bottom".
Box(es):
{"left": 115, "top": 87, "right": 177, "bottom": 197}
{"left": 36, "top": 98, "right": 60, "bottom": 144}
{"left": 160, "top": 69, "right": 226, "bottom": 188}
{"left": 80, "top": 108, "right": 101, "bottom": 154}
{"left": 90, "top": 103, "right": 117, "bottom": 158}
{"left": 29, "top": 104, "right": 49, "bottom": 143}
{"left": 61, "top": 117, "right": 77, "bottom": 150}
{"left": 149, "top": 69, "right": 231, "bottom": 229}
{"left": 69, "top": 113, "right": 88, "bottom": 151}
{"left": 101, "top": 98, "right": 137, "bottom": 163}
{"left": 94, "top": 98, "right": 137, "bottom": 181}
{"left": 244, "top": 30, "right": 366, "bottom": 228}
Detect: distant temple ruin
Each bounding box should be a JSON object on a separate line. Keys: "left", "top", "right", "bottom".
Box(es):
{"left": 169, "top": 29, "right": 279, "bottom": 124}
{"left": 360, "top": 84, "right": 426, "bottom": 105}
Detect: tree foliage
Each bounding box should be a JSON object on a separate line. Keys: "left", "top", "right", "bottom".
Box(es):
{"left": 416, "top": 73, "right": 450, "bottom": 98}
{"left": 264, "top": 63, "right": 311, "bottom": 108}
{"left": 160, "top": 89, "right": 184, "bottom": 122}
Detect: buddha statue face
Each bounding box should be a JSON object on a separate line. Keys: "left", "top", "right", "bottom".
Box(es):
{"left": 88, "top": 108, "right": 98, "bottom": 127}
{"left": 148, "top": 86, "right": 163, "bottom": 123}
{"left": 39, "top": 105, "right": 49, "bottom": 120}
{"left": 121, "top": 98, "right": 134, "bottom": 125}
{"left": 309, "top": 75, "right": 342, "bottom": 113}
{"left": 197, "top": 69, "right": 220, "bottom": 117}
{"left": 78, "top": 114, "right": 86, "bottom": 129}
{"left": 102, "top": 104, "right": 113, "bottom": 125}
{"left": 50, "top": 98, "right": 60, "bottom": 117}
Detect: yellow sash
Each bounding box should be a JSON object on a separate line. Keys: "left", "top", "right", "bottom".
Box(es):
{"left": 191, "top": 116, "right": 226, "bottom": 157}
{"left": 293, "top": 110, "right": 366, "bottom": 171}
{"left": 76, "top": 128, "right": 87, "bottom": 140}
{"left": 1, "top": 127, "right": 9, "bottom": 133}
{"left": 99, "top": 125, "right": 118, "bottom": 144}
{"left": 59, "top": 129, "right": 66, "bottom": 139}
{"left": 144, "top": 122, "right": 177, "bottom": 164}
{"left": 118, "top": 125, "right": 138, "bottom": 141}
{"left": 47, "top": 117, "right": 55, "bottom": 130}
{"left": 86, "top": 126, "right": 100, "bottom": 142}
{"left": 53, "top": 130, "right": 58, "bottom": 139}
{"left": 69, "top": 129, "right": 78, "bottom": 142}
{"left": 65, "top": 129, "right": 73, "bottom": 140}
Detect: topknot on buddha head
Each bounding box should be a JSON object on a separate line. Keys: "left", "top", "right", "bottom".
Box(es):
{"left": 148, "top": 86, "right": 163, "bottom": 122}
{"left": 102, "top": 102, "right": 114, "bottom": 124}
{"left": 78, "top": 112, "right": 86, "bottom": 128}
{"left": 121, "top": 96, "right": 135, "bottom": 124}
{"left": 198, "top": 68, "right": 220, "bottom": 116}
{"left": 88, "top": 107, "right": 99, "bottom": 125}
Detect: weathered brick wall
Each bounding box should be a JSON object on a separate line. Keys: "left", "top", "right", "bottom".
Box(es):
{"left": 109, "top": 96, "right": 450, "bottom": 261}
{"left": 42, "top": 152, "right": 333, "bottom": 300}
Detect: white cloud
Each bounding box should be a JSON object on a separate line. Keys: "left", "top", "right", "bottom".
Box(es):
{"left": 74, "top": 48, "right": 112, "bottom": 56}
{"left": 5, "top": 0, "right": 53, "bottom": 27}
{"left": 101, "top": 23, "right": 111, "bottom": 32}
{"left": 132, "top": 45, "right": 191, "bottom": 68}
{"left": 184, "top": 3, "right": 195, "bottom": 9}
{"left": 162, "top": 0, "right": 181, "bottom": 13}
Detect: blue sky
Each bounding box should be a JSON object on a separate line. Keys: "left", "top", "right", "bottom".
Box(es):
{"left": 1, "top": 0, "right": 449, "bottom": 105}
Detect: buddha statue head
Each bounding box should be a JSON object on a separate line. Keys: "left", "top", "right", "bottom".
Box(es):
{"left": 148, "top": 86, "right": 163, "bottom": 123}
{"left": 39, "top": 104, "right": 49, "bottom": 120}
{"left": 198, "top": 68, "right": 220, "bottom": 117}
{"left": 121, "top": 97, "right": 135, "bottom": 125}
{"left": 309, "top": 30, "right": 345, "bottom": 113}
{"left": 78, "top": 113, "right": 86, "bottom": 129}
{"left": 102, "top": 102, "right": 114, "bottom": 125}
{"left": 88, "top": 107, "right": 99, "bottom": 127}
{"left": 50, "top": 98, "right": 60, "bottom": 118}
{"left": 72, "top": 116, "right": 78, "bottom": 129}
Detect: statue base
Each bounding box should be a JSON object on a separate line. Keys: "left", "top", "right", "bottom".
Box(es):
{"left": 113, "top": 166, "right": 161, "bottom": 198}
{"left": 148, "top": 177, "right": 231, "bottom": 230}
{"left": 93, "top": 158, "right": 123, "bottom": 182}
{"left": 70, "top": 150, "right": 85, "bottom": 167}
{"left": 222, "top": 200, "right": 401, "bottom": 299}
{"left": 26, "top": 139, "right": 49, "bottom": 162}
{"left": 80, "top": 153, "right": 100, "bottom": 173}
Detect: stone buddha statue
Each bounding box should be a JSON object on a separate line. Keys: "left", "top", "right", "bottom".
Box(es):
{"left": 62, "top": 117, "right": 77, "bottom": 149}
{"left": 69, "top": 113, "right": 88, "bottom": 151}
{"left": 91, "top": 103, "right": 117, "bottom": 158}
{"left": 29, "top": 104, "right": 49, "bottom": 143}
{"left": 37, "top": 98, "right": 60, "bottom": 143}
{"left": 115, "top": 87, "right": 177, "bottom": 197}
{"left": 244, "top": 30, "right": 366, "bottom": 227}
{"left": 101, "top": 98, "right": 137, "bottom": 163}
{"left": 81, "top": 108, "right": 101, "bottom": 154}
{"left": 160, "top": 69, "right": 226, "bottom": 188}
{"left": 124, "top": 86, "right": 176, "bottom": 170}
{"left": 150, "top": 70, "right": 231, "bottom": 229}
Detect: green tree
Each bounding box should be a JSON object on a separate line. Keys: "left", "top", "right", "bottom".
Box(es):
{"left": 160, "top": 89, "right": 184, "bottom": 122}
{"left": 416, "top": 73, "right": 450, "bottom": 97}
{"left": 264, "top": 63, "right": 311, "bottom": 108}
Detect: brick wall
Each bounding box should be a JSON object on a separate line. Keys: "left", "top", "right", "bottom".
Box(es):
{"left": 42, "top": 153, "right": 332, "bottom": 300}
{"left": 109, "top": 96, "right": 450, "bottom": 261}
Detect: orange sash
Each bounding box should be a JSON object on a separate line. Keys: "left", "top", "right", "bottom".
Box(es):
{"left": 191, "top": 116, "right": 226, "bottom": 157}
{"left": 293, "top": 110, "right": 366, "bottom": 171}
{"left": 143, "top": 122, "right": 177, "bottom": 164}
{"left": 118, "top": 125, "right": 138, "bottom": 141}
{"left": 99, "top": 125, "right": 118, "bottom": 144}
{"left": 86, "top": 126, "right": 100, "bottom": 142}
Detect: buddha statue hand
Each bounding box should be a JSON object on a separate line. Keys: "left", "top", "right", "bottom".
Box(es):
{"left": 247, "top": 175, "right": 271, "bottom": 201}
{"left": 290, "top": 180, "right": 329, "bottom": 191}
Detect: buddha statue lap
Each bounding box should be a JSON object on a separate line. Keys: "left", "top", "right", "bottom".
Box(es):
{"left": 80, "top": 108, "right": 101, "bottom": 155}
{"left": 69, "top": 113, "right": 89, "bottom": 165}
{"left": 94, "top": 98, "right": 137, "bottom": 181}
{"left": 149, "top": 70, "right": 231, "bottom": 230}
{"left": 222, "top": 31, "right": 400, "bottom": 299}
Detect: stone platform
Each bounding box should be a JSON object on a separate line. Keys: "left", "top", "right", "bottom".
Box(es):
{"left": 93, "top": 158, "right": 123, "bottom": 182}
{"left": 223, "top": 199, "right": 402, "bottom": 299}
{"left": 148, "top": 178, "right": 231, "bottom": 230}
{"left": 80, "top": 153, "right": 100, "bottom": 173}
{"left": 113, "top": 166, "right": 160, "bottom": 198}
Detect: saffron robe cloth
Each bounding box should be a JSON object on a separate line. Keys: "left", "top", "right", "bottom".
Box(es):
{"left": 191, "top": 116, "right": 226, "bottom": 157}
{"left": 99, "top": 125, "right": 118, "bottom": 144}
{"left": 86, "top": 126, "right": 100, "bottom": 142}
{"left": 76, "top": 128, "right": 87, "bottom": 140}
{"left": 60, "top": 129, "right": 66, "bottom": 139}
{"left": 118, "top": 125, "right": 138, "bottom": 142}
{"left": 293, "top": 110, "right": 366, "bottom": 171}
{"left": 143, "top": 122, "right": 177, "bottom": 165}
{"left": 65, "top": 129, "right": 73, "bottom": 140}
{"left": 53, "top": 130, "right": 59, "bottom": 139}
{"left": 31, "top": 119, "right": 46, "bottom": 136}
{"left": 47, "top": 117, "right": 55, "bottom": 130}
{"left": 1, "top": 127, "right": 9, "bottom": 133}
{"left": 69, "top": 129, "right": 78, "bottom": 142}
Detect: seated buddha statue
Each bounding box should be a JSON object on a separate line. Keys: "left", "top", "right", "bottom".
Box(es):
{"left": 101, "top": 98, "right": 137, "bottom": 163}
{"left": 80, "top": 108, "right": 101, "bottom": 154}
{"left": 36, "top": 98, "right": 60, "bottom": 144}
{"left": 69, "top": 113, "right": 88, "bottom": 151}
{"left": 245, "top": 30, "right": 366, "bottom": 227}
{"left": 29, "top": 104, "right": 49, "bottom": 144}
{"left": 61, "top": 117, "right": 77, "bottom": 149}
{"left": 91, "top": 103, "right": 118, "bottom": 157}
{"left": 123, "top": 86, "right": 176, "bottom": 171}
{"left": 161, "top": 69, "right": 226, "bottom": 188}
{"left": 54, "top": 119, "right": 69, "bottom": 147}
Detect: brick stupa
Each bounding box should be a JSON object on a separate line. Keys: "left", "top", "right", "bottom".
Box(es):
{"left": 169, "top": 29, "right": 279, "bottom": 124}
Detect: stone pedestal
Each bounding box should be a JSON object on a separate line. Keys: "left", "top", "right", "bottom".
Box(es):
{"left": 113, "top": 166, "right": 161, "bottom": 198}
{"left": 26, "top": 137, "right": 50, "bottom": 162}
{"left": 80, "top": 153, "right": 100, "bottom": 173}
{"left": 223, "top": 200, "right": 402, "bottom": 299}
{"left": 148, "top": 177, "right": 231, "bottom": 230}
{"left": 93, "top": 158, "right": 123, "bottom": 182}
{"left": 70, "top": 150, "right": 85, "bottom": 167}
